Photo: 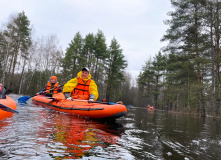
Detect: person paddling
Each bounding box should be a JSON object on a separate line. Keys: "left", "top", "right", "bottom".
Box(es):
{"left": 0, "top": 83, "right": 6, "bottom": 99}
{"left": 63, "top": 67, "right": 98, "bottom": 101}
{"left": 37, "top": 76, "right": 62, "bottom": 97}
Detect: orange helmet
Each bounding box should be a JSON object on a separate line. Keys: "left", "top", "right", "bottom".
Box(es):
{"left": 50, "top": 76, "right": 57, "bottom": 81}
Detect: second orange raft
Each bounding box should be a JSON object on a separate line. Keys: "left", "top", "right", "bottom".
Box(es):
{"left": 0, "top": 96, "right": 17, "bottom": 121}
{"left": 32, "top": 93, "right": 127, "bottom": 119}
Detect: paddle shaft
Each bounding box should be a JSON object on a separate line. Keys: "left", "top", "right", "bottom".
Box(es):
{"left": 69, "top": 98, "right": 115, "bottom": 104}
{"left": 43, "top": 84, "right": 64, "bottom": 93}
{"left": 49, "top": 97, "right": 115, "bottom": 105}
{"left": 0, "top": 103, "right": 18, "bottom": 113}
{"left": 18, "top": 84, "right": 64, "bottom": 103}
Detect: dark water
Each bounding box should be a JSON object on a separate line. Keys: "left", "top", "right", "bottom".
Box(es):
{"left": 0, "top": 94, "right": 221, "bottom": 160}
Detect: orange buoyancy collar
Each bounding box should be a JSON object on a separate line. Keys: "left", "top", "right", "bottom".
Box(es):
{"left": 46, "top": 82, "right": 59, "bottom": 94}
{"left": 73, "top": 78, "right": 91, "bottom": 95}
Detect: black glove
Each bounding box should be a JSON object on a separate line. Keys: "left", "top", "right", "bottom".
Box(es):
{"left": 89, "top": 94, "right": 95, "bottom": 101}
{"left": 64, "top": 92, "right": 71, "bottom": 99}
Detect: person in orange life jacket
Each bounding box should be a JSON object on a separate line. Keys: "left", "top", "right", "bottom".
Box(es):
{"left": 63, "top": 67, "right": 99, "bottom": 101}
{"left": 0, "top": 83, "right": 6, "bottom": 99}
{"left": 37, "top": 76, "right": 62, "bottom": 97}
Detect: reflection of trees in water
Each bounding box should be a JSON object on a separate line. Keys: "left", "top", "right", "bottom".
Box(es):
{"left": 0, "top": 150, "right": 7, "bottom": 158}
{"left": 0, "top": 116, "right": 13, "bottom": 158}
{"left": 37, "top": 109, "right": 124, "bottom": 159}
{"left": 155, "top": 113, "right": 221, "bottom": 160}
{"left": 0, "top": 122, "right": 8, "bottom": 158}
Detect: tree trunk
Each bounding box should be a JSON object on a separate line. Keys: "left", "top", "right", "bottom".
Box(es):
{"left": 18, "top": 58, "right": 26, "bottom": 94}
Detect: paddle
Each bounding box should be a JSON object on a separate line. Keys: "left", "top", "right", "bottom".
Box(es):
{"left": 18, "top": 84, "right": 64, "bottom": 103}
{"left": 0, "top": 103, "right": 19, "bottom": 113}
{"left": 18, "top": 95, "right": 35, "bottom": 104}
{"left": 49, "top": 97, "right": 118, "bottom": 105}
{"left": 88, "top": 101, "right": 116, "bottom": 105}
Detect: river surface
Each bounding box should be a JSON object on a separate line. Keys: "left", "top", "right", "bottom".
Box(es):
{"left": 0, "top": 94, "right": 221, "bottom": 160}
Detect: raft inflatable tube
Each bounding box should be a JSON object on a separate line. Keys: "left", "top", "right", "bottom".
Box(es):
{"left": 32, "top": 93, "right": 127, "bottom": 119}
{"left": 0, "top": 96, "right": 17, "bottom": 121}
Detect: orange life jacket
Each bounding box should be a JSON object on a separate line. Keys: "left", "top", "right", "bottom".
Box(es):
{"left": 72, "top": 78, "right": 91, "bottom": 96}
{"left": 46, "top": 82, "right": 59, "bottom": 94}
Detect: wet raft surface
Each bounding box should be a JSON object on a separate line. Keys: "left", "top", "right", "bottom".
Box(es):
{"left": 0, "top": 94, "right": 221, "bottom": 159}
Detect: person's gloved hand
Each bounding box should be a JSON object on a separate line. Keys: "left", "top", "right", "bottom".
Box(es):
{"left": 66, "top": 97, "right": 73, "bottom": 100}
{"left": 89, "top": 94, "right": 95, "bottom": 101}
{"left": 64, "top": 92, "right": 71, "bottom": 99}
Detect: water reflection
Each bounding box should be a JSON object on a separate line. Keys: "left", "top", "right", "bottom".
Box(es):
{"left": 0, "top": 100, "right": 125, "bottom": 160}
{"left": 0, "top": 95, "right": 221, "bottom": 160}
{"left": 34, "top": 105, "right": 124, "bottom": 159}
{"left": 122, "top": 107, "right": 221, "bottom": 160}
{"left": 155, "top": 113, "right": 221, "bottom": 160}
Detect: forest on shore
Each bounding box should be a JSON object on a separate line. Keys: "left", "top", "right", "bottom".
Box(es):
{"left": 0, "top": 0, "right": 221, "bottom": 118}
{"left": 138, "top": 0, "right": 221, "bottom": 118}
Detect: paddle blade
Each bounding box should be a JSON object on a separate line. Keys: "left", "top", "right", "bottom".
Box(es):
{"left": 18, "top": 96, "right": 31, "bottom": 103}
{"left": 0, "top": 103, "right": 19, "bottom": 113}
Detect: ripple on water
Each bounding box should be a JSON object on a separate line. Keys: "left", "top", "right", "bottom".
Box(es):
{"left": 87, "top": 145, "right": 135, "bottom": 160}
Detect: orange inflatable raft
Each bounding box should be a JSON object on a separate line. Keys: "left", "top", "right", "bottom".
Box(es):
{"left": 0, "top": 96, "right": 17, "bottom": 121}
{"left": 32, "top": 93, "right": 127, "bottom": 119}
{"left": 146, "top": 105, "right": 155, "bottom": 111}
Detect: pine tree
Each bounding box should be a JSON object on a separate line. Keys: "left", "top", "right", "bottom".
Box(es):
{"left": 162, "top": 0, "right": 208, "bottom": 115}
{"left": 93, "top": 30, "right": 107, "bottom": 83}
{"left": 150, "top": 52, "right": 167, "bottom": 107}
{"left": 106, "top": 38, "right": 127, "bottom": 101}
{"left": 82, "top": 33, "right": 95, "bottom": 73}
{"left": 137, "top": 59, "right": 155, "bottom": 106}
{"left": 3, "top": 11, "right": 32, "bottom": 92}
{"left": 202, "top": 0, "right": 221, "bottom": 117}
{"left": 62, "top": 32, "right": 83, "bottom": 80}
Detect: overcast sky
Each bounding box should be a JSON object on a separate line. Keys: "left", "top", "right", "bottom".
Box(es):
{"left": 0, "top": 0, "right": 172, "bottom": 79}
